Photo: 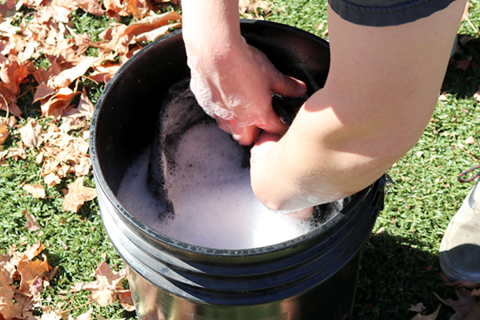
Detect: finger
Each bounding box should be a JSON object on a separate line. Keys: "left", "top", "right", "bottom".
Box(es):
{"left": 271, "top": 73, "right": 308, "bottom": 98}
{"left": 256, "top": 107, "right": 289, "bottom": 134}
{"left": 228, "top": 122, "right": 259, "bottom": 146}
{"left": 214, "top": 117, "right": 232, "bottom": 135}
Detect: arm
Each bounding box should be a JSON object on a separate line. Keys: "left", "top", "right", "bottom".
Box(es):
{"left": 251, "top": 0, "right": 467, "bottom": 210}
{"left": 181, "top": 0, "right": 307, "bottom": 146}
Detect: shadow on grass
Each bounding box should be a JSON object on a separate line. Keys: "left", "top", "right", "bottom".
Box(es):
{"left": 442, "top": 34, "right": 480, "bottom": 98}
{"left": 353, "top": 231, "right": 457, "bottom": 320}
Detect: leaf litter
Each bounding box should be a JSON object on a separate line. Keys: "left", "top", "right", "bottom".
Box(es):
{"left": 0, "top": 0, "right": 184, "bottom": 318}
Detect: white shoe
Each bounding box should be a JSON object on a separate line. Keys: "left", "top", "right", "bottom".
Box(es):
{"left": 439, "top": 180, "right": 480, "bottom": 283}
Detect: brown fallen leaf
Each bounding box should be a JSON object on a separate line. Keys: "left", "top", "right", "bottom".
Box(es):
{"left": 134, "top": 21, "right": 181, "bottom": 42}
{"left": 82, "top": 262, "right": 130, "bottom": 308}
{"left": 409, "top": 302, "right": 427, "bottom": 313}
{"left": 118, "top": 289, "right": 135, "bottom": 311}
{"left": 239, "top": 0, "right": 271, "bottom": 13}
{"left": 62, "top": 176, "right": 96, "bottom": 212}
{"left": 462, "top": 1, "right": 472, "bottom": 21}
{"left": 125, "top": 0, "right": 151, "bottom": 19}
{"left": 23, "top": 241, "right": 45, "bottom": 260}
{"left": 17, "top": 255, "right": 51, "bottom": 292}
{"left": 434, "top": 287, "right": 480, "bottom": 319}
{"left": 33, "top": 82, "right": 56, "bottom": 103}
{"left": 23, "top": 184, "right": 46, "bottom": 198}
{"left": 75, "top": 308, "right": 93, "bottom": 320}
{"left": 76, "top": 0, "right": 104, "bottom": 16}
{"left": 465, "top": 136, "right": 475, "bottom": 145}
{"left": 23, "top": 211, "right": 41, "bottom": 231}
{"left": 104, "top": 0, "right": 131, "bottom": 19}
{"left": 0, "top": 55, "right": 30, "bottom": 97}
{"left": 456, "top": 58, "right": 472, "bottom": 70}
{"left": 0, "top": 118, "right": 10, "bottom": 145}
{"left": 40, "top": 87, "right": 80, "bottom": 118}
{"left": 411, "top": 304, "right": 441, "bottom": 320}
{"left": 19, "top": 119, "right": 44, "bottom": 148}
{"left": 0, "top": 265, "right": 15, "bottom": 319}
{"left": 0, "top": 0, "right": 16, "bottom": 18}
{"left": 63, "top": 88, "right": 95, "bottom": 119}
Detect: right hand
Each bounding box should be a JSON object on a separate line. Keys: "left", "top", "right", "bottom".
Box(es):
{"left": 187, "top": 37, "right": 307, "bottom": 146}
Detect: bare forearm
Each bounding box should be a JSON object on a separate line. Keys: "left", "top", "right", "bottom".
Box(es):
{"left": 182, "top": 0, "right": 242, "bottom": 53}
{"left": 251, "top": 1, "right": 466, "bottom": 210}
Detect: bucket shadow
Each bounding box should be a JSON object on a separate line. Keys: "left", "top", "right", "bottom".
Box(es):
{"left": 441, "top": 34, "right": 480, "bottom": 98}
{"left": 353, "top": 231, "right": 458, "bottom": 320}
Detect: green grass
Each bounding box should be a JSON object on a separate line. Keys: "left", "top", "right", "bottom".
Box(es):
{"left": 1, "top": 1, "right": 480, "bottom": 320}
{"left": 267, "top": 1, "right": 480, "bottom": 319}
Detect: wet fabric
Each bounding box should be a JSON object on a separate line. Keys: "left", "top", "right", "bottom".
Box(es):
{"left": 329, "top": 0, "right": 457, "bottom": 26}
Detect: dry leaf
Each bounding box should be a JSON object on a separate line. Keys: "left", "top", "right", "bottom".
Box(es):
{"left": 83, "top": 262, "right": 131, "bottom": 308}
{"left": 62, "top": 176, "right": 96, "bottom": 212}
{"left": 125, "top": 0, "right": 150, "bottom": 19}
{"left": 33, "top": 82, "right": 56, "bottom": 103}
{"left": 88, "top": 289, "right": 118, "bottom": 306}
{"left": 23, "top": 184, "right": 46, "bottom": 198}
{"left": 104, "top": 0, "right": 130, "bottom": 18}
{"left": 0, "top": 55, "right": 29, "bottom": 96}
{"left": 0, "top": 118, "right": 10, "bottom": 145}
{"left": 409, "top": 302, "right": 427, "bottom": 313}
{"left": 239, "top": 0, "right": 271, "bottom": 13}
{"left": 134, "top": 21, "right": 181, "bottom": 42}
{"left": 63, "top": 88, "right": 95, "bottom": 119}
{"left": 0, "top": 267, "right": 15, "bottom": 318}
{"left": 411, "top": 304, "right": 441, "bottom": 320}
{"left": 434, "top": 287, "right": 480, "bottom": 319}
{"left": 40, "top": 87, "right": 80, "bottom": 118}
{"left": 75, "top": 0, "right": 104, "bottom": 16}
{"left": 23, "top": 241, "right": 45, "bottom": 260}
{"left": 48, "top": 57, "right": 100, "bottom": 89}
{"left": 0, "top": 0, "right": 16, "bottom": 18}
{"left": 23, "top": 211, "right": 41, "bottom": 231}
{"left": 456, "top": 58, "right": 472, "bottom": 70}
{"left": 465, "top": 136, "right": 475, "bottom": 145}
{"left": 19, "top": 119, "right": 44, "bottom": 148}
{"left": 462, "top": 1, "right": 472, "bottom": 21}
{"left": 17, "top": 254, "right": 50, "bottom": 293}
{"left": 40, "top": 311, "right": 62, "bottom": 320}
{"left": 70, "top": 280, "right": 84, "bottom": 292}
{"left": 75, "top": 308, "right": 93, "bottom": 320}
{"left": 6, "top": 145, "right": 27, "bottom": 160}
{"left": 117, "top": 290, "right": 135, "bottom": 311}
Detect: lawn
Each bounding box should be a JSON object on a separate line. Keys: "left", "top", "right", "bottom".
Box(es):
{"left": 1, "top": 1, "right": 480, "bottom": 320}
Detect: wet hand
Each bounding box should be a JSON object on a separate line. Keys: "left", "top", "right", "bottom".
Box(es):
{"left": 187, "top": 38, "right": 307, "bottom": 146}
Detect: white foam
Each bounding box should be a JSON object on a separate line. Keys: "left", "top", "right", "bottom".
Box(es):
{"left": 117, "top": 122, "right": 314, "bottom": 249}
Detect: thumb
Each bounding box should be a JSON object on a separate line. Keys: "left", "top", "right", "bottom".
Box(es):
{"left": 271, "top": 73, "right": 307, "bottom": 98}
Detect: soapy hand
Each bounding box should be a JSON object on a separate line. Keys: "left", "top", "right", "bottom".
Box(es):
{"left": 250, "top": 132, "right": 314, "bottom": 219}
{"left": 187, "top": 38, "right": 307, "bottom": 146}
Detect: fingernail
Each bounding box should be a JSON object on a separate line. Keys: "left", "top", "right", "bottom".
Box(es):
{"left": 296, "top": 82, "right": 307, "bottom": 94}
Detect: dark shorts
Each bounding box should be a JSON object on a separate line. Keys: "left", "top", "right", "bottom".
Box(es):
{"left": 328, "top": 0, "right": 457, "bottom": 26}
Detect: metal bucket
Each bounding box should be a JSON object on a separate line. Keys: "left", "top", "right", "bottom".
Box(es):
{"left": 90, "top": 20, "right": 386, "bottom": 320}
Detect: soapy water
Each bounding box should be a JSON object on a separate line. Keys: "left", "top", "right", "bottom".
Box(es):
{"left": 117, "top": 121, "right": 345, "bottom": 249}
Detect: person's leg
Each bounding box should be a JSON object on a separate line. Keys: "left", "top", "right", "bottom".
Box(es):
{"left": 440, "top": 176, "right": 480, "bottom": 283}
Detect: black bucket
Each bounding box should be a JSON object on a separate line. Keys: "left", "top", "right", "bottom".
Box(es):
{"left": 90, "top": 20, "right": 386, "bottom": 320}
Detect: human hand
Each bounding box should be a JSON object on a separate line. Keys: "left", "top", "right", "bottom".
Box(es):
{"left": 187, "top": 38, "right": 307, "bottom": 146}
{"left": 250, "top": 132, "right": 314, "bottom": 219}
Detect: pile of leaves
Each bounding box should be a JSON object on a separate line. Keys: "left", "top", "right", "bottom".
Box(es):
{"left": 0, "top": 1, "right": 275, "bottom": 319}
{"left": 0, "top": 241, "right": 134, "bottom": 320}
{"left": 0, "top": 0, "right": 183, "bottom": 319}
